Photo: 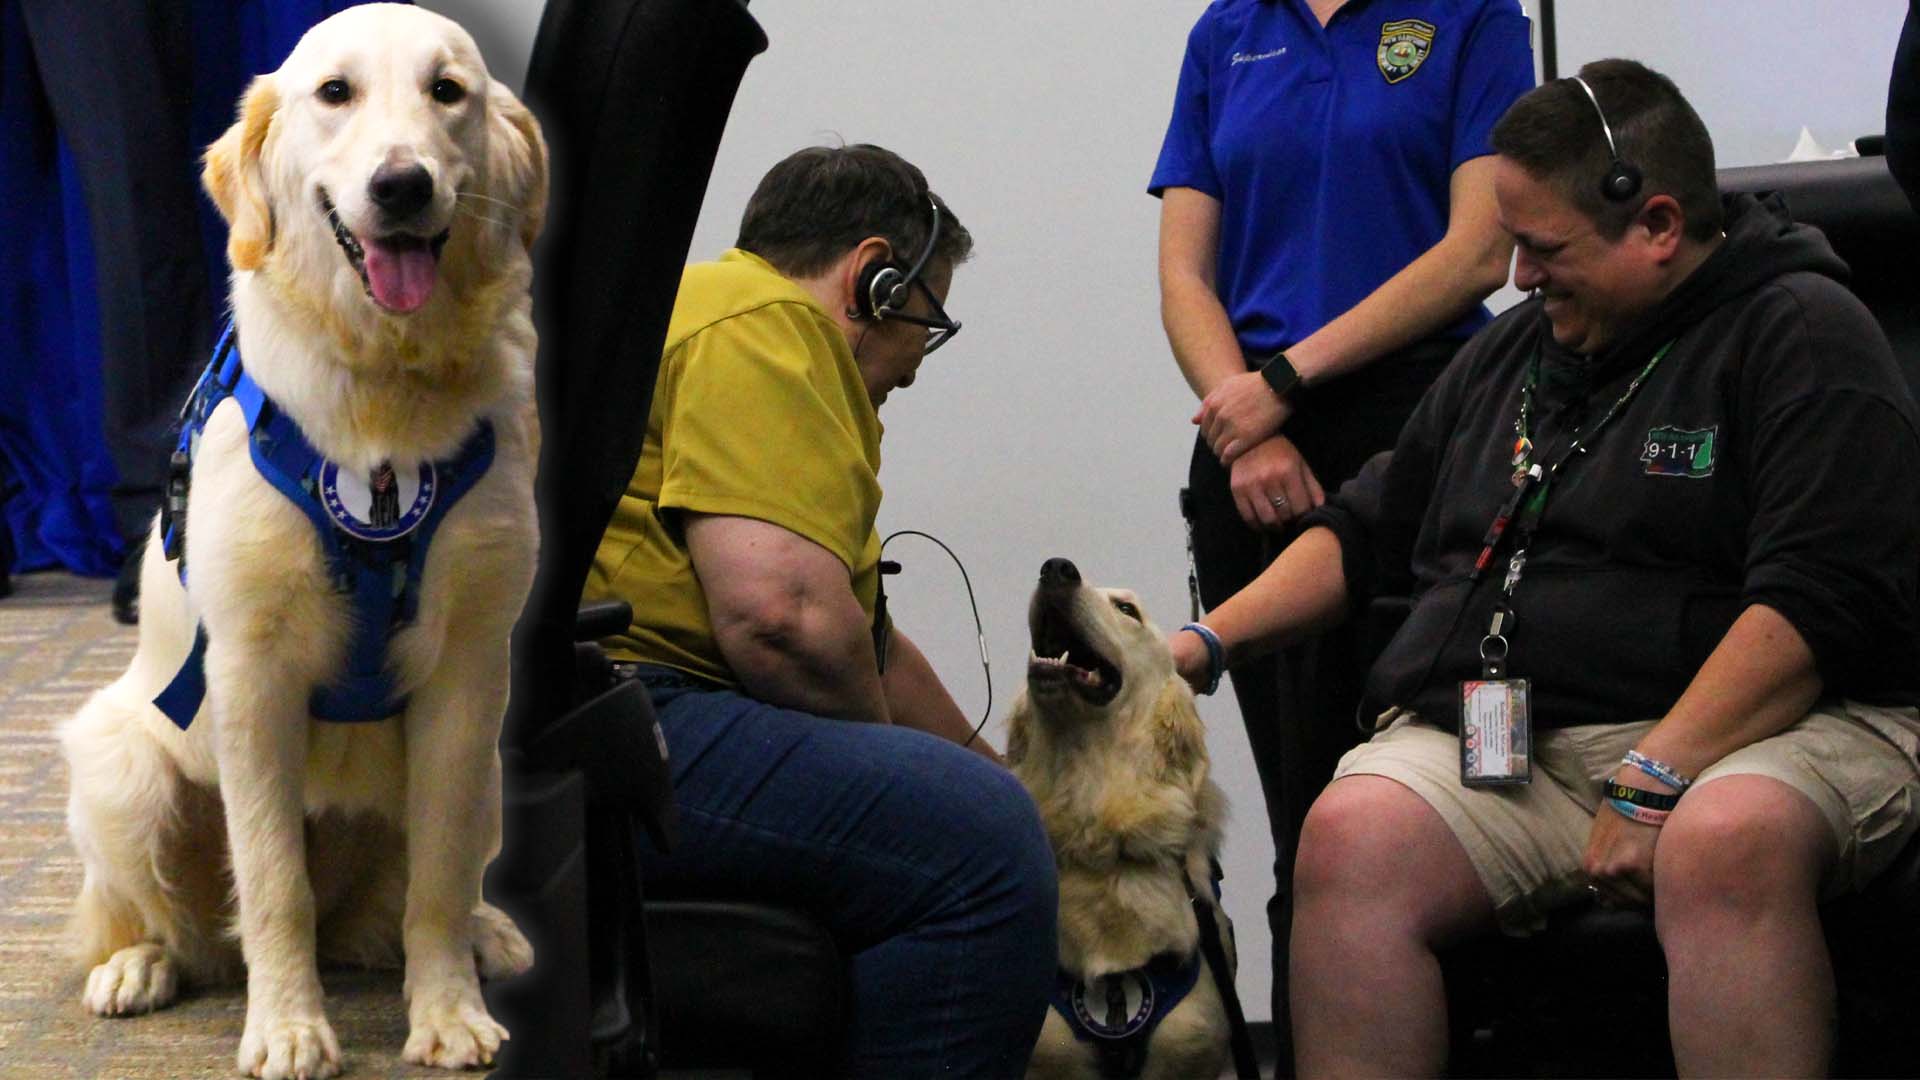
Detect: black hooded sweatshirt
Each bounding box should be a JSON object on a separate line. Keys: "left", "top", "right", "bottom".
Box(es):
{"left": 1311, "top": 193, "right": 1920, "bottom": 730}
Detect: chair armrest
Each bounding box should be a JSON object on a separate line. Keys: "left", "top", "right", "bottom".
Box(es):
{"left": 1358, "top": 594, "right": 1414, "bottom": 674}
{"left": 525, "top": 676, "right": 679, "bottom": 851}
{"left": 575, "top": 599, "right": 632, "bottom": 642}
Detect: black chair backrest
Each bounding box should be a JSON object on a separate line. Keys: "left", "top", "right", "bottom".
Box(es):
{"left": 1717, "top": 156, "right": 1920, "bottom": 387}
{"left": 507, "top": 0, "right": 767, "bottom": 747}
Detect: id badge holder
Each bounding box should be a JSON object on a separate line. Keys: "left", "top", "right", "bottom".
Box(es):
{"left": 1460, "top": 607, "right": 1531, "bottom": 786}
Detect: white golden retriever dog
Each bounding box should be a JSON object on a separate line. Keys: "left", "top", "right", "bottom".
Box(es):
{"left": 59, "top": 6, "right": 546, "bottom": 1077}
{"left": 1007, "top": 559, "right": 1234, "bottom": 1080}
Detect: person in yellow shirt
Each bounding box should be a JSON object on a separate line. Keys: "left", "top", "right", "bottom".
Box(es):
{"left": 586, "top": 144, "right": 1056, "bottom": 1078}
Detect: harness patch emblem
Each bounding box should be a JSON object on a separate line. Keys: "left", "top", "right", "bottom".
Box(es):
{"left": 1640, "top": 425, "right": 1718, "bottom": 478}
{"left": 323, "top": 460, "right": 437, "bottom": 540}
{"left": 1377, "top": 19, "right": 1435, "bottom": 83}
{"left": 1069, "top": 970, "right": 1155, "bottom": 1040}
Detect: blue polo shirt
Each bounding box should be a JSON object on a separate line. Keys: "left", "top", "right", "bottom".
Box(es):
{"left": 1150, "top": 0, "right": 1534, "bottom": 358}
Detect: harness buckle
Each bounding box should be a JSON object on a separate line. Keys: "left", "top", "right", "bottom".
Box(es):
{"left": 162, "top": 449, "right": 191, "bottom": 561}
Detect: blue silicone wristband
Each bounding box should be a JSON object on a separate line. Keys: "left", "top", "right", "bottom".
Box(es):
{"left": 1623, "top": 749, "right": 1692, "bottom": 792}
{"left": 1179, "top": 623, "right": 1224, "bottom": 696}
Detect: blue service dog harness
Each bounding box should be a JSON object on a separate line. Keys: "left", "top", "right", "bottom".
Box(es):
{"left": 153, "top": 323, "right": 496, "bottom": 728}
{"left": 1048, "top": 947, "right": 1204, "bottom": 1077}
{"left": 1045, "top": 867, "right": 1260, "bottom": 1079}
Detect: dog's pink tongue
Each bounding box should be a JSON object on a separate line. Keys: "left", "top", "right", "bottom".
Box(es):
{"left": 363, "top": 238, "right": 437, "bottom": 313}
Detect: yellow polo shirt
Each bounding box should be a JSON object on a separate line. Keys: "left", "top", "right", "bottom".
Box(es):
{"left": 585, "top": 248, "right": 884, "bottom": 685}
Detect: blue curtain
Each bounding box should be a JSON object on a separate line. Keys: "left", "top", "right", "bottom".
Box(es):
{"left": 0, "top": 0, "right": 393, "bottom": 577}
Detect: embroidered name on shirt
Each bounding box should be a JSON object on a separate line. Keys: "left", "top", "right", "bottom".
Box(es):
{"left": 1231, "top": 47, "right": 1288, "bottom": 65}
{"left": 1640, "top": 425, "right": 1718, "bottom": 478}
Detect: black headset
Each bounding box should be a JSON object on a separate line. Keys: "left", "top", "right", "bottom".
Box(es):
{"left": 854, "top": 196, "right": 943, "bottom": 320}
{"left": 1569, "top": 74, "right": 1643, "bottom": 204}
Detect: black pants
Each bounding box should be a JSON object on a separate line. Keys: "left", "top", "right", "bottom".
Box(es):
{"left": 1184, "top": 339, "right": 1456, "bottom": 1059}
{"left": 16, "top": 0, "right": 212, "bottom": 546}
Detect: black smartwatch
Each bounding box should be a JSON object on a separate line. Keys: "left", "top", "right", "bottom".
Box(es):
{"left": 1258, "top": 350, "right": 1303, "bottom": 401}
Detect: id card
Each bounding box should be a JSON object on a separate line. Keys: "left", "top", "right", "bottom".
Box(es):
{"left": 1459, "top": 679, "right": 1531, "bottom": 786}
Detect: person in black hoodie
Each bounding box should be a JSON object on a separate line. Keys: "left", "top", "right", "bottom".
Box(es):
{"left": 1171, "top": 59, "right": 1920, "bottom": 1076}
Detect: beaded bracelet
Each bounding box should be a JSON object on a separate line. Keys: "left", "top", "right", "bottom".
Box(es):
{"left": 1178, "top": 623, "right": 1224, "bottom": 696}
{"left": 1603, "top": 779, "right": 1681, "bottom": 812}
{"left": 1605, "top": 796, "right": 1671, "bottom": 827}
{"left": 1623, "top": 749, "right": 1692, "bottom": 793}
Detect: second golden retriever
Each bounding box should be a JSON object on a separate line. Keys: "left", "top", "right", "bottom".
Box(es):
{"left": 1008, "top": 558, "right": 1234, "bottom": 1080}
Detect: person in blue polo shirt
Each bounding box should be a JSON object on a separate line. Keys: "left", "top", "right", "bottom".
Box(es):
{"left": 1150, "top": 0, "right": 1533, "bottom": 1033}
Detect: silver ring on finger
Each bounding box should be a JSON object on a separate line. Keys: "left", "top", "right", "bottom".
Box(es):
{"left": 1270, "top": 495, "right": 1290, "bottom": 511}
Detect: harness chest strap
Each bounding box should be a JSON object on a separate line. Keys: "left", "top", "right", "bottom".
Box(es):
{"left": 154, "top": 325, "right": 496, "bottom": 728}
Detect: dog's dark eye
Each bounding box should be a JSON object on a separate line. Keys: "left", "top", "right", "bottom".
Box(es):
{"left": 317, "top": 78, "right": 351, "bottom": 105}
{"left": 1112, "top": 599, "right": 1142, "bottom": 621}
{"left": 430, "top": 78, "right": 466, "bottom": 105}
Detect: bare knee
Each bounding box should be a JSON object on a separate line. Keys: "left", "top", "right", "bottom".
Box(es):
{"left": 1294, "top": 777, "right": 1490, "bottom": 940}
{"left": 1296, "top": 778, "right": 1402, "bottom": 903}
{"left": 1654, "top": 776, "right": 1829, "bottom": 932}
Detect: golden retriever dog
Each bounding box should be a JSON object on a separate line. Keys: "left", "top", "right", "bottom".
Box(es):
{"left": 59, "top": 6, "right": 546, "bottom": 1077}
{"left": 1007, "top": 558, "right": 1234, "bottom": 1080}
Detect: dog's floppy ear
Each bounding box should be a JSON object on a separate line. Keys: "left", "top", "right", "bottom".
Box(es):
{"left": 486, "top": 81, "right": 549, "bottom": 252}
{"left": 203, "top": 77, "right": 280, "bottom": 272}
{"left": 1149, "top": 677, "right": 1208, "bottom": 789}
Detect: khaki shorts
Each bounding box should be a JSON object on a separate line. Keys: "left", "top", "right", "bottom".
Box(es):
{"left": 1333, "top": 701, "right": 1920, "bottom": 933}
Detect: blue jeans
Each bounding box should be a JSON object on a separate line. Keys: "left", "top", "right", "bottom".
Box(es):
{"left": 638, "top": 671, "right": 1059, "bottom": 1078}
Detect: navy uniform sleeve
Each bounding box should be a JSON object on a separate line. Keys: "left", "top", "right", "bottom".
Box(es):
{"left": 1449, "top": 2, "right": 1535, "bottom": 171}
{"left": 1737, "top": 281, "right": 1920, "bottom": 696}
{"left": 1149, "top": 6, "right": 1222, "bottom": 199}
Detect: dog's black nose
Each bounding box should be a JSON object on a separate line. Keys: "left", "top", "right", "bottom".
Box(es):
{"left": 368, "top": 163, "right": 433, "bottom": 219}
{"left": 1039, "top": 558, "right": 1080, "bottom": 588}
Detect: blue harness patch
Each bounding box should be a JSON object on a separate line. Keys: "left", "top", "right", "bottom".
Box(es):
{"left": 153, "top": 323, "right": 496, "bottom": 728}
{"left": 1048, "top": 949, "right": 1203, "bottom": 1052}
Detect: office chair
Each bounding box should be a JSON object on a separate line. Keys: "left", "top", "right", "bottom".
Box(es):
{"left": 482, "top": 2, "right": 850, "bottom": 1076}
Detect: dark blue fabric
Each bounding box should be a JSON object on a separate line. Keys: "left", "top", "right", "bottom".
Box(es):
{"left": 1148, "top": 0, "right": 1534, "bottom": 355}
{"left": 0, "top": 0, "right": 119, "bottom": 575}
{"left": 636, "top": 671, "right": 1059, "bottom": 1079}
{"left": 0, "top": 0, "right": 390, "bottom": 578}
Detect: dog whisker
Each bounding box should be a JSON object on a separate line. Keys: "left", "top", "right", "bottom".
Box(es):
{"left": 455, "top": 191, "right": 523, "bottom": 216}
{"left": 454, "top": 204, "right": 513, "bottom": 230}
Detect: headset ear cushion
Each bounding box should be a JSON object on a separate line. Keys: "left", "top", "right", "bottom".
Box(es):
{"left": 1602, "top": 161, "right": 1643, "bottom": 203}
{"left": 859, "top": 262, "right": 907, "bottom": 318}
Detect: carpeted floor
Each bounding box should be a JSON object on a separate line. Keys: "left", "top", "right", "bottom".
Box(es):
{"left": 0, "top": 572, "right": 444, "bottom": 1080}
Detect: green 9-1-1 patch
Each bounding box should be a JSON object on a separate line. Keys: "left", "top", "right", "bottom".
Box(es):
{"left": 1641, "top": 425, "right": 1717, "bottom": 478}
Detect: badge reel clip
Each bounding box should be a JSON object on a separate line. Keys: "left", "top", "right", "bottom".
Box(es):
{"left": 1460, "top": 571, "right": 1532, "bottom": 787}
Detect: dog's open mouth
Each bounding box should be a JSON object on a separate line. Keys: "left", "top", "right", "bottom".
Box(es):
{"left": 1027, "top": 600, "right": 1123, "bottom": 706}
{"left": 321, "top": 190, "right": 449, "bottom": 315}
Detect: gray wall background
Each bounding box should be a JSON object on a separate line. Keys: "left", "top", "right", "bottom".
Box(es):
{"left": 423, "top": 0, "right": 1909, "bottom": 1024}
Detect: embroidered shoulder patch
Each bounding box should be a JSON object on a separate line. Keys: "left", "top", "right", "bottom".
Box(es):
{"left": 1640, "top": 425, "right": 1718, "bottom": 478}
{"left": 1378, "top": 19, "right": 1436, "bottom": 83}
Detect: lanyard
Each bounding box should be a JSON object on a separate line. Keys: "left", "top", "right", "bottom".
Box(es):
{"left": 1470, "top": 337, "right": 1676, "bottom": 676}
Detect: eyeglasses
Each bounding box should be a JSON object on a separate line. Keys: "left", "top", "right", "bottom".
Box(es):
{"left": 880, "top": 277, "right": 962, "bottom": 354}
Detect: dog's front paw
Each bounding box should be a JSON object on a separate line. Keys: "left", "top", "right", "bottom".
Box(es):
{"left": 471, "top": 903, "right": 534, "bottom": 981}
{"left": 238, "top": 1011, "right": 342, "bottom": 1080}
{"left": 83, "top": 943, "right": 179, "bottom": 1016}
{"left": 404, "top": 986, "right": 508, "bottom": 1069}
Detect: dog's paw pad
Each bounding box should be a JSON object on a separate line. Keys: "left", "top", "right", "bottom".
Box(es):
{"left": 404, "top": 992, "right": 508, "bottom": 1069}
{"left": 82, "top": 944, "right": 178, "bottom": 1016}
{"left": 238, "top": 1014, "right": 342, "bottom": 1080}
{"left": 471, "top": 904, "right": 534, "bottom": 981}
